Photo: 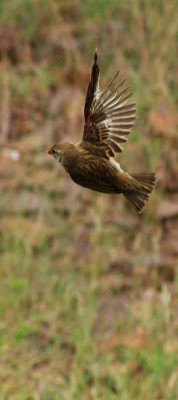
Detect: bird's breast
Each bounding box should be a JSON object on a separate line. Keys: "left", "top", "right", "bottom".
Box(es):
{"left": 67, "top": 152, "right": 121, "bottom": 194}
{"left": 61, "top": 146, "right": 80, "bottom": 172}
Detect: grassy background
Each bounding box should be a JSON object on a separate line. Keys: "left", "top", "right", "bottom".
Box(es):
{"left": 0, "top": 0, "right": 178, "bottom": 399}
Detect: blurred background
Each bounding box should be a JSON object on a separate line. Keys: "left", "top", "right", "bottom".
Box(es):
{"left": 0, "top": 0, "right": 178, "bottom": 399}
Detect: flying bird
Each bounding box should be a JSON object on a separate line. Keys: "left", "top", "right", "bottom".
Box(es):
{"left": 48, "top": 50, "right": 156, "bottom": 213}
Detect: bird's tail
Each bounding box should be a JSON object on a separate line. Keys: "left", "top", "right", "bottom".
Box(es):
{"left": 124, "top": 173, "right": 156, "bottom": 213}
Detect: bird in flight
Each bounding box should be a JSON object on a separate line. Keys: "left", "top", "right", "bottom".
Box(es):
{"left": 48, "top": 50, "right": 156, "bottom": 213}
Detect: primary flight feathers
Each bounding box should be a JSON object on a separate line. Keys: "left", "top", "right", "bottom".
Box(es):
{"left": 83, "top": 50, "right": 136, "bottom": 157}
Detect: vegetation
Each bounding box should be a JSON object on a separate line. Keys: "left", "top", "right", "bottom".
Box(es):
{"left": 0, "top": 0, "right": 178, "bottom": 399}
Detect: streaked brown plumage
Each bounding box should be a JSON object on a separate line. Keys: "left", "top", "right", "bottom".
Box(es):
{"left": 48, "top": 50, "right": 156, "bottom": 213}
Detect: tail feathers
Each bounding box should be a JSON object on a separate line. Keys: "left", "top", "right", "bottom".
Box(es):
{"left": 124, "top": 173, "right": 156, "bottom": 213}
{"left": 132, "top": 173, "right": 157, "bottom": 192}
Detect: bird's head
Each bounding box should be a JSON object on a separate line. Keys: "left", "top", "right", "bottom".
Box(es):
{"left": 48, "top": 142, "right": 78, "bottom": 169}
{"left": 48, "top": 142, "right": 64, "bottom": 163}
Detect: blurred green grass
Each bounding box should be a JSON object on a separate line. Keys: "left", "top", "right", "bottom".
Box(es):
{"left": 0, "top": 0, "right": 178, "bottom": 399}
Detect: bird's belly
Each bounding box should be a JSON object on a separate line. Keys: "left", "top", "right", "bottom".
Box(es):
{"left": 69, "top": 160, "right": 121, "bottom": 194}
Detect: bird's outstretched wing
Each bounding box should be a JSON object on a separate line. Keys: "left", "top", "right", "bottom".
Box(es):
{"left": 82, "top": 50, "right": 136, "bottom": 158}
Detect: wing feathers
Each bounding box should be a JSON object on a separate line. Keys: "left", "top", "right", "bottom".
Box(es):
{"left": 95, "top": 80, "right": 129, "bottom": 112}
{"left": 82, "top": 51, "right": 136, "bottom": 157}
{"left": 107, "top": 139, "right": 123, "bottom": 153}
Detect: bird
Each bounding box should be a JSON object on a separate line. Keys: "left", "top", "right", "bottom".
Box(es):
{"left": 48, "top": 50, "right": 156, "bottom": 213}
